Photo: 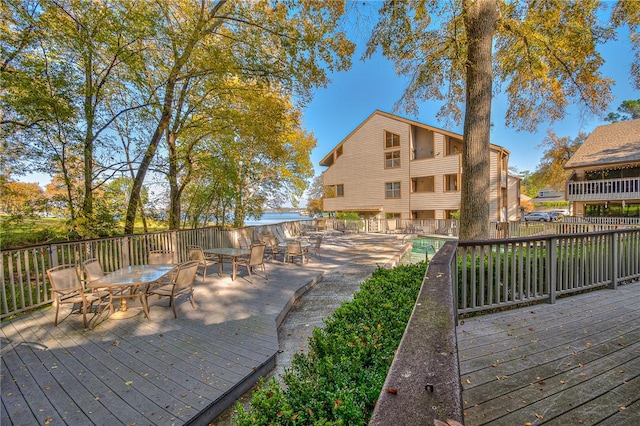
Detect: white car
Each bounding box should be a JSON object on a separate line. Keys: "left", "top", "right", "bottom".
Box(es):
{"left": 524, "top": 212, "right": 552, "bottom": 222}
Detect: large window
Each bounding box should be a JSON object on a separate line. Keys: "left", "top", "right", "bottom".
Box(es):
{"left": 385, "top": 131, "right": 400, "bottom": 148}
{"left": 385, "top": 182, "right": 401, "bottom": 199}
{"left": 385, "top": 150, "right": 401, "bottom": 168}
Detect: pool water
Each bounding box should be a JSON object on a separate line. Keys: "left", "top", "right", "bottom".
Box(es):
{"left": 405, "top": 236, "right": 454, "bottom": 264}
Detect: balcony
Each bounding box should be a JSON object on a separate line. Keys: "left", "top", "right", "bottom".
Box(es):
{"left": 567, "top": 176, "right": 640, "bottom": 201}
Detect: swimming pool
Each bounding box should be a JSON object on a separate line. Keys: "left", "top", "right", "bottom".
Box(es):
{"left": 406, "top": 236, "right": 455, "bottom": 263}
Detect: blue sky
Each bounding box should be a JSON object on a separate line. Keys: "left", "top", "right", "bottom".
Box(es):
{"left": 304, "top": 16, "right": 639, "bottom": 178}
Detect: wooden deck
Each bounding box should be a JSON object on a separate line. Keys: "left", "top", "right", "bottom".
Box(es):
{"left": 458, "top": 281, "right": 640, "bottom": 425}
{"left": 1, "top": 234, "right": 408, "bottom": 426}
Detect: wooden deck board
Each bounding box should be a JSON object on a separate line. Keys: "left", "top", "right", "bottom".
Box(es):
{"left": 459, "top": 283, "right": 640, "bottom": 425}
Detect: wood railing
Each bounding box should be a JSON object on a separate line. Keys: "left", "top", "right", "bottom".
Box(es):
{"left": 373, "top": 227, "right": 639, "bottom": 423}
{"left": 455, "top": 228, "right": 640, "bottom": 315}
{"left": 1, "top": 221, "right": 305, "bottom": 319}
{"left": 567, "top": 176, "right": 640, "bottom": 201}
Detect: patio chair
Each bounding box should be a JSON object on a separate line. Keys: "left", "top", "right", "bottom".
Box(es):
{"left": 82, "top": 258, "right": 118, "bottom": 298}
{"left": 147, "top": 250, "right": 178, "bottom": 289}
{"left": 143, "top": 260, "right": 199, "bottom": 319}
{"left": 285, "top": 240, "right": 306, "bottom": 264}
{"left": 47, "top": 264, "right": 112, "bottom": 329}
{"left": 238, "top": 236, "right": 252, "bottom": 249}
{"left": 236, "top": 243, "right": 268, "bottom": 283}
{"left": 305, "top": 235, "right": 323, "bottom": 260}
{"left": 187, "top": 245, "right": 218, "bottom": 280}
{"left": 148, "top": 250, "right": 175, "bottom": 265}
{"left": 260, "top": 234, "right": 282, "bottom": 262}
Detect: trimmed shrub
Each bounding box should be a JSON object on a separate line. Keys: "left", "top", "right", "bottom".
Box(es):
{"left": 234, "top": 262, "right": 426, "bottom": 425}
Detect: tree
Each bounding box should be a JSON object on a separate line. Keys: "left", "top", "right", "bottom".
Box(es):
{"left": 0, "top": 181, "right": 46, "bottom": 216}
{"left": 605, "top": 99, "right": 640, "bottom": 122}
{"left": 533, "top": 131, "right": 586, "bottom": 191}
{"left": 123, "top": 0, "right": 354, "bottom": 234}
{"left": 306, "top": 175, "right": 324, "bottom": 213}
{"left": 367, "top": 1, "right": 634, "bottom": 239}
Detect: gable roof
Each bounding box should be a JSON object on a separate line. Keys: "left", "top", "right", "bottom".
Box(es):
{"left": 564, "top": 119, "right": 640, "bottom": 169}
{"left": 319, "top": 110, "right": 508, "bottom": 167}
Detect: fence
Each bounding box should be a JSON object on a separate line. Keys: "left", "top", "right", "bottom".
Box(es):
{"left": 1, "top": 221, "right": 305, "bottom": 319}
{"left": 455, "top": 227, "right": 640, "bottom": 316}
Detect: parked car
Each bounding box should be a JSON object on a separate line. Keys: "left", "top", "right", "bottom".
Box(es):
{"left": 524, "top": 212, "right": 552, "bottom": 222}
{"left": 548, "top": 209, "right": 570, "bottom": 220}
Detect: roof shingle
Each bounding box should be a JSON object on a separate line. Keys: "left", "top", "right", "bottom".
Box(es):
{"left": 564, "top": 119, "right": 640, "bottom": 169}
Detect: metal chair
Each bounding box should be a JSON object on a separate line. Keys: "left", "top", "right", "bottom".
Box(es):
{"left": 186, "top": 245, "right": 218, "bottom": 280}
{"left": 236, "top": 243, "right": 268, "bottom": 283}
{"left": 82, "top": 258, "right": 118, "bottom": 298}
{"left": 306, "top": 235, "right": 323, "bottom": 260}
{"left": 148, "top": 250, "right": 175, "bottom": 265}
{"left": 260, "top": 233, "right": 282, "bottom": 262}
{"left": 47, "top": 264, "right": 112, "bottom": 329}
{"left": 285, "top": 240, "right": 306, "bottom": 264}
{"left": 143, "top": 260, "right": 199, "bottom": 319}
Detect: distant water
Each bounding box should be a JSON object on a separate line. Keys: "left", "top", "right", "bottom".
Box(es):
{"left": 245, "top": 211, "right": 312, "bottom": 226}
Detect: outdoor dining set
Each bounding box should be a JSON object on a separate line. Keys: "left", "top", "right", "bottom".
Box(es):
{"left": 45, "top": 231, "right": 324, "bottom": 329}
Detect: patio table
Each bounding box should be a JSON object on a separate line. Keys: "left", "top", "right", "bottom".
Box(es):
{"left": 203, "top": 248, "right": 250, "bottom": 281}
{"left": 86, "top": 264, "right": 175, "bottom": 319}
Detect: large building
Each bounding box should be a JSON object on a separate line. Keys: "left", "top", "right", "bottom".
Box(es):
{"left": 565, "top": 119, "right": 640, "bottom": 217}
{"left": 320, "top": 110, "right": 519, "bottom": 222}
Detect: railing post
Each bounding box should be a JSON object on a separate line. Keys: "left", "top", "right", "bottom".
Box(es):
{"left": 609, "top": 231, "right": 618, "bottom": 290}
{"left": 171, "top": 230, "right": 178, "bottom": 262}
{"left": 49, "top": 244, "right": 59, "bottom": 268}
{"left": 122, "top": 236, "right": 131, "bottom": 267}
{"left": 548, "top": 236, "right": 557, "bottom": 304}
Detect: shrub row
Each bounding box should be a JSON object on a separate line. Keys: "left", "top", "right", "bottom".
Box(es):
{"left": 234, "top": 262, "right": 427, "bottom": 425}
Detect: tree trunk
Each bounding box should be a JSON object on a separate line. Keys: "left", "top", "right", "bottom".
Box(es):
{"left": 123, "top": 102, "right": 173, "bottom": 234}
{"left": 460, "top": 0, "right": 497, "bottom": 241}
{"left": 167, "top": 131, "right": 181, "bottom": 230}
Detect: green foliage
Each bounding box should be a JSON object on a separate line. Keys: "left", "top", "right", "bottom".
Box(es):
{"left": 604, "top": 99, "right": 640, "bottom": 122}
{"left": 234, "top": 263, "right": 427, "bottom": 425}
{"left": 335, "top": 212, "right": 359, "bottom": 220}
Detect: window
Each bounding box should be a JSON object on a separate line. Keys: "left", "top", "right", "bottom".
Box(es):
{"left": 445, "top": 136, "right": 462, "bottom": 156}
{"left": 385, "top": 131, "right": 400, "bottom": 148}
{"left": 385, "top": 212, "right": 401, "bottom": 219}
{"left": 324, "top": 184, "right": 344, "bottom": 198}
{"left": 411, "top": 176, "right": 435, "bottom": 193}
{"left": 385, "top": 150, "right": 400, "bottom": 168}
{"left": 385, "top": 182, "right": 401, "bottom": 199}
{"left": 444, "top": 174, "right": 459, "bottom": 192}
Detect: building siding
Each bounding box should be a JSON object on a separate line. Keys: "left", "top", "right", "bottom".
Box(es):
{"left": 321, "top": 111, "right": 510, "bottom": 221}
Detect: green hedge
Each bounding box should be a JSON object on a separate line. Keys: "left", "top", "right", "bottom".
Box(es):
{"left": 234, "top": 262, "right": 427, "bottom": 425}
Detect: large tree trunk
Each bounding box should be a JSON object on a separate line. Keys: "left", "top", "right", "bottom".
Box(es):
{"left": 460, "top": 0, "right": 497, "bottom": 241}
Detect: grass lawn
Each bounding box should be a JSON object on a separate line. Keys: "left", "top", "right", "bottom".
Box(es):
{"left": 0, "top": 215, "right": 168, "bottom": 250}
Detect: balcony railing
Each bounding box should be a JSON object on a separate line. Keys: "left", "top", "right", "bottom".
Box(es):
{"left": 567, "top": 176, "right": 640, "bottom": 201}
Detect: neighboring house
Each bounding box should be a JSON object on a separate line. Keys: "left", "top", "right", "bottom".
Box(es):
{"left": 320, "top": 110, "right": 515, "bottom": 222}
{"left": 564, "top": 119, "right": 640, "bottom": 217}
